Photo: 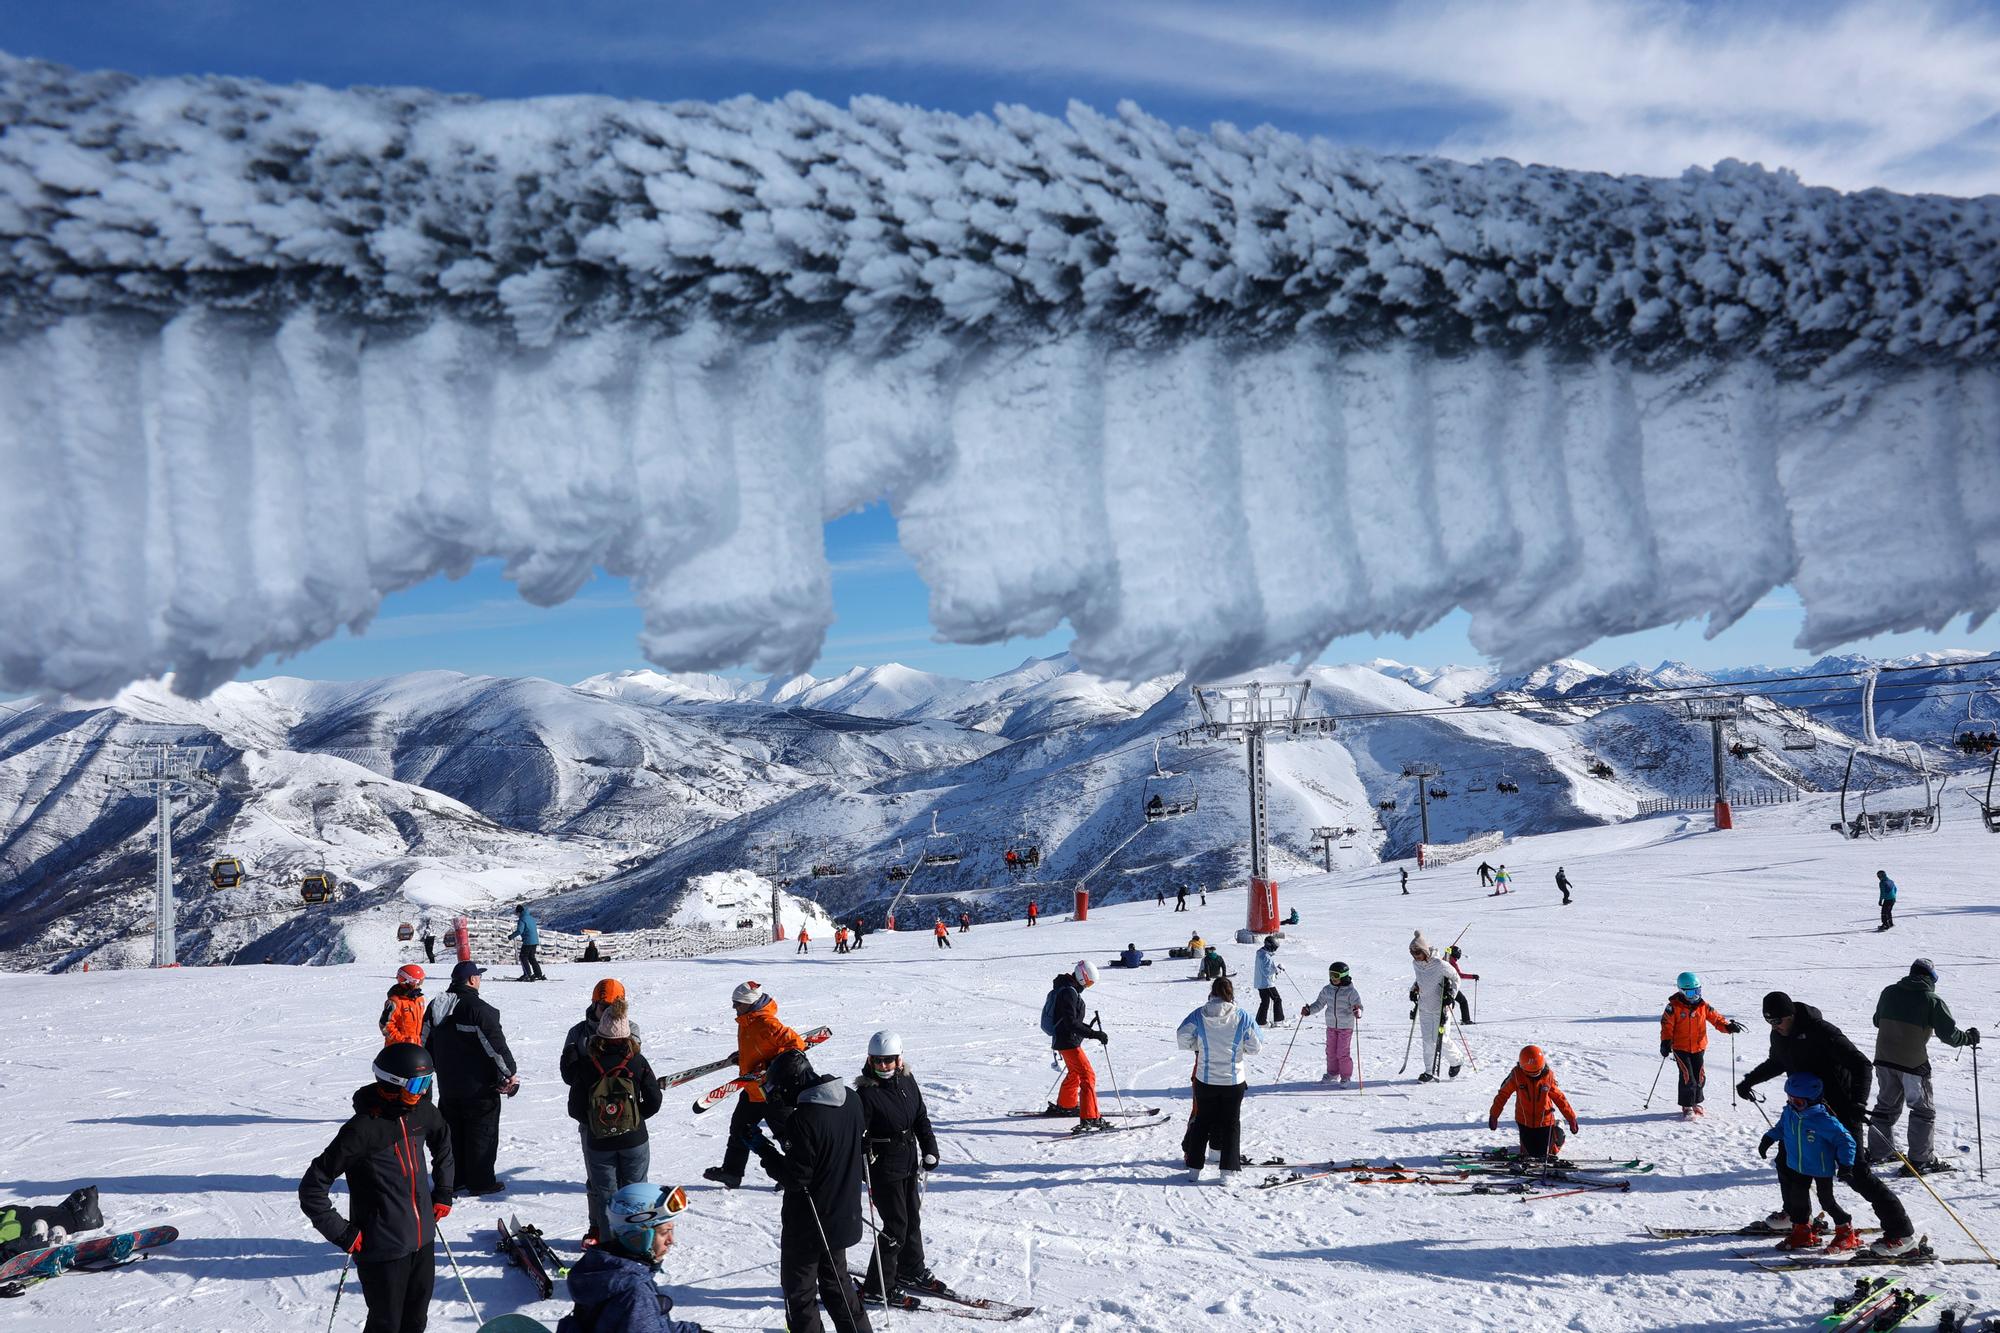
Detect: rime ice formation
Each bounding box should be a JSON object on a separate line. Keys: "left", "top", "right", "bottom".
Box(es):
{"left": 0, "top": 55, "right": 1996, "bottom": 697}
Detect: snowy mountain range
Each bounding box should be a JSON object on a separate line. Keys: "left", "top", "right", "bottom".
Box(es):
{"left": 1, "top": 650, "right": 1991, "bottom": 971}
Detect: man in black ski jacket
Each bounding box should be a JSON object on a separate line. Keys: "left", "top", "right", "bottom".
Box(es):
{"left": 744, "top": 1052, "right": 873, "bottom": 1333}
{"left": 299, "top": 1043, "right": 455, "bottom": 1333}
{"left": 1739, "top": 991, "right": 1913, "bottom": 1248}
{"left": 422, "top": 961, "right": 518, "bottom": 1195}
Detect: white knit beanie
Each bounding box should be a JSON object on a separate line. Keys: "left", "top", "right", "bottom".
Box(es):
{"left": 1410, "top": 931, "right": 1432, "bottom": 959}
{"left": 732, "top": 980, "right": 763, "bottom": 1006}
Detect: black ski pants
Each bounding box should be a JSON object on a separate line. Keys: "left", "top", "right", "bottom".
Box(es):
{"left": 1817, "top": 1106, "right": 1912, "bottom": 1238}
{"left": 863, "top": 1171, "right": 925, "bottom": 1290}
{"left": 440, "top": 1096, "right": 501, "bottom": 1192}
{"left": 1256, "top": 987, "right": 1284, "bottom": 1025}
{"left": 720, "top": 1093, "right": 776, "bottom": 1180}
{"left": 1880, "top": 901, "right": 1895, "bottom": 929}
{"left": 421, "top": 938, "right": 436, "bottom": 963}
{"left": 935, "top": 935, "right": 950, "bottom": 949}
{"left": 1182, "top": 1079, "right": 1247, "bottom": 1171}
{"left": 1673, "top": 1049, "right": 1707, "bottom": 1107}
{"left": 356, "top": 1241, "right": 435, "bottom": 1333}
{"left": 1517, "top": 1124, "right": 1567, "bottom": 1159}
{"left": 518, "top": 943, "right": 544, "bottom": 980}
{"left": 1174, "top": 897, "right": 1187, "bottom": 911}
{"left": 1777, "top": 1158, "right": 1851, "bottom": 1228}
{"left": 779, "top": 1219, "right": 872, "bottom": 1333}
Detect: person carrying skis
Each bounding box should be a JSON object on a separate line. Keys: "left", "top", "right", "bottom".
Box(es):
{"left": 1758, "top": 1072, "right": 1862, "bottom": 1252}
{"left": 1198, "top": 945, "right": 1228, "bottom": 982}
{"left": 1041, "top": 961, "right": 1109, "bottom": 1131}
{"left": 1026, "top": 900, "right": 1038, "bottom": 927}
{"left": 1177, "top": 975, "right": 1263, "bottom": 1176}
{"left": 557, "top": 1182, "right": 703, "bottom": 1333}
{"left": 854, "top": 1031, "right": 940, "bottom": 1302}
{"left": 1876, "top": 870, "right": 1898, "bottom": 931}
{"left": 298, "top": 1043, "right": 455, "bottom": 1333}
{"left": 380, "top": 964, "right": 427, "bottom": 1048}
{"left": 1252, "top": 935, "right": 1286, "bottom": 1025}
{"left": 1659, "top": 971, "right": 1743, "bottom": 1119}
{"left": 1408, "top": 932, "right": 1461, "bottom": 1082}
{"left": 1300, "top": 962, "right": 1362, "bottom": 1085}
{"left": 564, "top": 999, "right": 664, "bottom": 1243}
{"left": 508, "top": 904, "right": 546, "bottom": 981}
{"left": 1555, "top": 867, "right": 1573, "bottom": 906}
{"left": 1475, "top": 861, "right": 1494, "bottom": 888}
{"left": 932, "top": 919, "right": 950, "bottom": 950}
{"left": 796, "top": 927, "right": 810, "bottom": 955}
{"left": 1740, "top": 991, "right": 1916, "bottom": 1255}
{"left": 1487, "top": 1044, "right": 1579, "bottom": 1160}
{"left": 1444, "top": 946, "right": 1477, "bottom": 1025}
{"left": 422, "top": 960, "right": 517, "bottom": 1196}
{"left": 1867, "top": 958, "right": 1980, "bottom": 1172}
{"left": 703, "top": 982, "right": 809, "bottom": 1190}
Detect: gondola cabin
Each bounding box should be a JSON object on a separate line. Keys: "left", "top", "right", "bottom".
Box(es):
{"left": 300, "top": 872, "right": 336, "bottom": 904}
{"left": 209, "top": 856, "right": 244, "bottom": 890}
{"left": 396, "top": 922, "right": 415, "bottom": 942}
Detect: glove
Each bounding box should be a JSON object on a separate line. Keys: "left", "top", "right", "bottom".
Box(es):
{"left": 728, "top": 1050, "right": 739, "bottom": 1062}
{"left": 501, "top": 1075, "right": 521, "bottom": 1098}
{"left": 1659, "top": 1039, "right": 1672, "bottom": 1058}
{"left": 1965, "top": 1027, "right": 1981, "bottom": 1048}
{"left": 1736, "top": 1079, "right": 1756, "bottom": 1101}
{"left": 1088, "top": 1025, "right": 1109, "bottom": 1045}
{"left": 1409, "top": 1007, "right": 1417, "bottom": 1020}
{"left": 1408, "top": 984, "right": 1420, "bottom": 1003}
{"left": 921, "top": 1153, "right": 939, "bottom": 1171}
{"left": 1568, "top": 1122, "right": 1580, "bottom": 1136}
{"left": 1757, "top": 1138, "right": 1773, "bottom": 1159}
{"left": 345, "top": 1228, "right": 365, "bottom": 1254}
{"left": 1726, "top": 1021, "right": 1746, "bottom": 1034}
{"left": 1835, "top": 1164, "right": 1856, "bottom": 1184}
{"left": 433, "top": 1202, "right": 452, "bottom": 1221}
{"left": 1488, "top": 1118, "right": 1498, "bottom": 1132}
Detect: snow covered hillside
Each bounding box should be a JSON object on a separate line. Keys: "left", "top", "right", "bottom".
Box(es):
{"left": 3, "top": 798, "right": 1995, "bottom": 1331}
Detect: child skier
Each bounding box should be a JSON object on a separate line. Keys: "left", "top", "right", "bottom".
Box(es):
{"left": 1488, "top": 1045, "right": 1579, "bottom": 1159}
{"left": 1300, "top": 962, "right": 1362, "bottom": 1085}
{"left": 1660, "top": 971, "right": 1743, "bottom": 1119}
{"left": 1758, "top": 1072, "right": 1864, "bottom": 1252}
{"left": 379, "top": 964, "right": 426, "bottom": 1047}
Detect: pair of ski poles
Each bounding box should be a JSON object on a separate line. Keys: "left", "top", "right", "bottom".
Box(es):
{"left": 328, "top": 1225, "right": 481, "bottom": 1332}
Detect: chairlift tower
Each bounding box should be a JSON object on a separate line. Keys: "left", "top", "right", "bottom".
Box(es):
{"left": 113, "top": 744, "right": 203, "bottom": 967}
{"left": 1683, "top": 696, "right": 1745, "bottom": 830}
{"left": 1310, "top": 826, "right": 1339, "bottom": 873}
{"left": 1402, "top": 763, "right": 1441, "bottom": 849}
{"left": 752, "top": 836, "right": 799, "bottom": 942}
{"left": 1186, "top": 682, "right": 1335, "bottom": 941}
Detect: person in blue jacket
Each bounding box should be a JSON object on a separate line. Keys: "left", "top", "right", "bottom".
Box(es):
{"left": 1116, "top": 943, "right": 1145, "bottom": 969}
{"left": 1876, "top": 871, "right": 1898, "bottom": 932}
{"left": 508, "top": 904, "right": 546, "bottom": 980}
{"left": 1252, "top": 936, "right": 1286, "bottom": 1025}
{"left": 1757, "top": 1072, "right": 1862, "bottom": 1253}
{"left": 558, "top": 1181, "right": 704, "bottom": 1333}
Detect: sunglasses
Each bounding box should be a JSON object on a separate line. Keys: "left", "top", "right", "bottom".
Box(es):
{"left": 620, "top": 1185, "right": 690, "bottom": 1227}
{"left": 868, "top": 1054, "right": 900, "bottom": 1065}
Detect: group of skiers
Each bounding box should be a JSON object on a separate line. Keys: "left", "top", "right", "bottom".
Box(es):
{"left": 1471, "top": 860, "right": 1573, "bottom": 904}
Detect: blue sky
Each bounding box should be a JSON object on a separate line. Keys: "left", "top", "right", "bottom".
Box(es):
{"left": 7, "top": 1, "right": 1996, "bottom": 684}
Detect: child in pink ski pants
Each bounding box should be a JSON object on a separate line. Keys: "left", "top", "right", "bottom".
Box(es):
{"left": 1300, "top": 964, "right": 1362, "bottom": 1082}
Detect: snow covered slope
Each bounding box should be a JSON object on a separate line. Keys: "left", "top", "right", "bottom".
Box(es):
{"left": 3, "top": 798, "right": 1996, "bottom": 1331}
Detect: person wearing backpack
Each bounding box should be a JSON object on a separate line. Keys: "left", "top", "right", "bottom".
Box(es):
{"left": 1039, "top": 962, "right": 1109, "bottom": 1131}
{"left": 564, "top": 999, "right": 664, "bottom": 1244}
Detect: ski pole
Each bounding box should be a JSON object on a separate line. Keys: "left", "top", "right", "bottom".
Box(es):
{"left": 858, "top": 1147, "right": 893, "bottom": 1313}
{"left": 439, "top": 1226, "right": 482, "bottom": 1323}
{"left": 325, "top": 1253, "right": 350, "bottom": 1333}
{"left": 1398, "top": 1009, "right": 1418, "bottom": 1075}
{"left": 1975, "top": 1043, "right": 1985, "bottom": 1180}
{"left": 1731, "top": 1030, "right": 1738, "bottom": 1119}
{"left": 1643, "top": 1054, "right": 1668, "bottom": 1111}
{"left": 1275, "top": 1011, "right": 1305, "bottom": 1083}
{"left": 1889, "top": 1145, "right": 1998, "bottom": 1265}
{"left": 802, "top": 1181, "right": 873, "bottom": 1322}
{"left": 1094, "top": 1011, "right": 1130, "bottom": 1115}
{"left": 1354, "top": 1024, "right": 1365, "bottom": 1093}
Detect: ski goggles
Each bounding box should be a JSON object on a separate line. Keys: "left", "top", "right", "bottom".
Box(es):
{"left": 376, "top": 1068, "right": 434, "bottom": 1096}
{"left": 1679, "top": 987, "right": 1700, "bottom": 1001}
{"left": 867, "top": 1053, "right": 900, "bottom": 1067}
{"left": 619, "top": 1185, "right": 690, "bottom": 1227}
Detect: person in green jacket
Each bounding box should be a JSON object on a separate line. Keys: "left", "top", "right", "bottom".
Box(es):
{"left": 1865, "top": 958, "right": 1980, "bottom": 1170}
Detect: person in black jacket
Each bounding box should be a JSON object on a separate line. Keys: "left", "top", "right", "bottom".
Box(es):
{"left": 744, "top": 1051, "right": 874, "bottom": 1333}
{"left": 422, "top": 960, "right": 518, "bottom": 1196}
{"left": 1739, "top": 991, "right": 1915, "bottom": 1253}
{"left": 565, "top": 999, "right": 665, "bottom": 1244}
{"left": 299, "top": 1043, "right": 455, "bottom": 1333}
{"left": 854, "top": 1031, "right": 939, "bottom": 1301}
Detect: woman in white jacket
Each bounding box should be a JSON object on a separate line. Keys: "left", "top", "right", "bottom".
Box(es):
{"left": 1409, "top": 931, "right": 1462, "bottom": 1082}
{"left": 1300, "top": 962, "right": 1363, "bottom": 1085}
{"left": 1176, "top": 976, "right": 1263, "bottom": 1175}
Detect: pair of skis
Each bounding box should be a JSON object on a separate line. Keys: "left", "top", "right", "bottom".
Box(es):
{"left": 0, "top": 1225, "right": 179, "bottom": 1297}
{"left": 685, "top": 1025, "right": 832, "bottom": 1113}
{"left": 850, "top": 1271, "right": 1035, "bottom": 1322}
{"left": 1816, "top": 1276, "right": 1939, "bottom": 1331}
{"left": 1646, "top": 1213, "right": 1879, "bottom": 1240}
{"left": 496, "top": 1215, "right": 565, "bottom": 1299}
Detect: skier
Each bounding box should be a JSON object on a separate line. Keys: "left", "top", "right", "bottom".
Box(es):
{"left": 1758, "top": 1072, "right": 1863, "bottom": 1252}
{"left": 508, "top": 904, "right": 546, "bottom": 981}
{"left": 796, "top": 927, "right": 810, "bottom": 955}
{"left": 744, "top": 1051, "right": 875, "bottom": 1333}
{"left": 1400, "top": 866, "right": 1409, "bottom": 896}
{"left": 1252, "top": 935, "right": 1286, "bottom": 1025}
{"left": 1300, "top": 962, "right": 1362, "bottom": 1085}
{"left": 1739, "top": 991, "right": 1916, "bottom": 1255}
{"left": 420, "top": 924, "right": 437, "bottom": 965}
{"left": 851, "top": 918, "right": 865, "bottom": 951}
{"left": 1174, "top": 884, "right": 1188, "bottom": 912}
{"left": 1487, "top": 1045, "right": 1579, "bottom": 1160}
{"left": 563, "top": 999, "right": 663, "bottom": 1243}
{"left": 1555, "top": 866, "right": 1573, "bottom": 906}
{"left": 557, "top": 1182, "right": 703, "bottom": 1333}
{"left": 1876, "top": 870, "right": 1898, "bottom": 931}
{"left": 1026, "top": 900, "right": 1039, "bottom": 927}
{"left": 854, "top": 1031, "right": 940, "bottom": 1301}
{"left": 380, "top": 964, "right": 427, "bottom": 1048}
{"left": 1177, "top": 976, "right": 1263, "bottom": 1176}
{"left": 1444, "top": 945, "right": 1478, "bottom": 1025}
{"left": 1659, "top": 971, "right": 1743, "bottom": 1119}
{"left": 422, "top": 960, "right": 517, "bottom": 1196}
{"left": 1866, "top": 958, "right": 1980, "bottom": 1172}
{"left": 932, "top": 919, "right": 950, "bottom": 950}
{"left": 1198, "top": 945, "right": 1228, "bottom": 982}
{"left": 1199, "top": 886, "right": 1207, "bottom": 906}
{"left": 1407, "top": 933, "right": 1462, "bottom": 1082}
{"left": 1041, "top": 961, "right": 1109, "bottom": 1131}
{"left": 298, "top": 1043, "right": 455, "bottom": 1333}
{"left": 703, "top": 982, "right": 809, "bottom": 1190}
{"left": 834, "top": 926, "right": 849, "bottom": 955}
{"left": 958, "top": 911, "right": 971, "bottom": 934}
{"left": 1475, "top": 861, "right": 1495, "bottom": 888}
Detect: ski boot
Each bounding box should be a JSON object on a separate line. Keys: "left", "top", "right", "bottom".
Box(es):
{"left": 1823, "top": 1223, "right": 1864, "bottom": 1253}
{"left": 1042, "top": 1102, "right": 1078, "bottom": 1118}
{"left": 1070, "top": 1117, "right": 1111, "bottom": 1134}
{"left": 1447, "top": 1064, "right": 1462, "bottom": 1079}
{"left": 1867, "top": 1233, "right": 1922, "bottom": 1258}
{"left": 1417, "top": 1072, "right": 1436, "bottom": 1083}
{"left": 702, "top": 1167, "right": 742, "bottom": 1190}
{"left": 1757, "top": 1210, "right": 1792, "bottom": 1233}
{"left": 1691, "top": 1105, "right": 1706, "bottom": 1118}
{"left": 1679, "top": 1108, "right": 1695, "bottom": 1121}
{"left": 1774, "top": 1223, "right": 1821, "bottom": 1251}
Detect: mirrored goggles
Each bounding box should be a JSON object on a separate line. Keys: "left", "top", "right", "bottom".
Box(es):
{"left": 621, "top": 1185, "right": 690, "bottom": 1227}
{"left": 380, "top": 1069, "right": 435, "bottom": 1096}
{"left": 1680, "top": 987, "right": 1700, "bottom": 1001}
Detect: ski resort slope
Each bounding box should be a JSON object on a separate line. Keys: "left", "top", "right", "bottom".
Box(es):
{"left": 1, "top": 799, "right": 1996, "bottom": 1331}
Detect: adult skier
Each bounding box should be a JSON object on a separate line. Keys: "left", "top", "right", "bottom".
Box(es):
{"left": 1252, "top": 935, "right": 1286, "bottom": 1025}
{"left": 958, "top": 911, "right": 971, "bottom": 934}
{"left": 1475, "top": 861, "right": 1495, "bottom": 888}
{"left": 1758, "top": 1073, "right": 1862, "bottom": 1252}
{"left": 1739, "top": 991, "right": 1916, "bottom": 1255}
{"left": 1876, "top": 870, "right": 1898, "bottom": 931}
{"left": 1177, "top": 976, "right": 1263, "bottom": 1176}
{"left": 1487, "top": 1044, "right": 1579, "bottom": 1160}
{"left": 1175, "top": 884, "right": 1189, "bottom": 912}
{"left": 1407, "top": 932, "right": 1462, "bottom": 1082}
{"left": 380, "top": 964, "right": 427, "bottom": 1047}
{"left": 557, "top": 1181, "right": 703, "bottom": 1333}
{"left": 703, "top": 982, "right": 808, "bottom": 1190}
{"left": 508, "top": 904, "right": 546, "bottom": 981}
{"left": 1555, "top": 866, "right": 1573, "bottom": 906}
{"left": 932, "top": 919, "right": 950, "bottom": 950}
{"left": 1659, "top": 972, "right": 1743, "bottom": 1119}
{"left": 1041, "top": 961, "right": 1109, "bottom": 1131}
{"left": 1400, "top": 866, "right": 1409, "bottom": 896}
{"left": 298, "top": 1043, "right": 454, "bottom": 1333}
{"left": 564, "top": 1000, "right": 664, "bottom": 1243}
{"left": 743, "top": 1051, "right": 874, "bottom": 1333}
{"left": 1300, "top": 962, "right": 1362, "bottom": 1085}
{"left": 850, "top": 917, "right": 865, "bottom": 951}
{"left": 853, "top": 1032, "right": 940, "bottom": 1301}
{"left": 420, "top": 924, "right": 437, "bottom": 965}
{"left": 422, "top": 960, "right": 517, "bottom": 1196}
{"left": 1444, "top": 946, "right": 1477, "bottom": 1025}
{"left": 1867, "top": 958, "right": 1980, "bottom": 1172}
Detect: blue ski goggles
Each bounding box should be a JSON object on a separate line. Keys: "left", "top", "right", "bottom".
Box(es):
{"left": 375, "top": 1067, "right": 435, "bottom": 1096}
{"left": 1680, "top": 987, "right": 1700, "bottom": 1002}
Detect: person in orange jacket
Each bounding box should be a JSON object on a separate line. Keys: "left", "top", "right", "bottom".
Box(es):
{"left": 933, "top": 918, "right": 952, "bottom": 950}
{"left": 1026, "top": 900, "right": 1039, "bottom": 927}
{"left": 796, "top": 927, "right": 810, "bottom": 955}
{"left": 378, "top": 964, "right": 426, "bottom": 1047}
{"left": 704, "top": 982, "right": 809, "bottom": 1190}
{"left": 834, "top": 926, "right": 850, "bottom": 954}
{"left": 1660, "top": 971, "right": 1745, "bottom": 1120}
{"left": 1488, "top": 1045, "right": 1580, "bottom": 1160}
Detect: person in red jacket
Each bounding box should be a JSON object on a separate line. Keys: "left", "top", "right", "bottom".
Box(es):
{"left": 1660, "top": 971, "right": 1744, "bottom": 1120}
{"left": 1026, "top": 900, "right": 1039, "bottom": 927}
{"left": 1489, "top": 1045, "right": 1580, "bottom": 1160}
{"left": 933, "top": 918, "right": 952, "bottom": 950}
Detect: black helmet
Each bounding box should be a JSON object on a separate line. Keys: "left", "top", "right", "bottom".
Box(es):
{"left": 1330, "top": 961, "right": 1350, "bottom": 980}
{"left": 762, "top": 1049, "right": 818, "bottom": 1101}
{"left": 373, "top": 1042, "right": 435, "bottom": 1099}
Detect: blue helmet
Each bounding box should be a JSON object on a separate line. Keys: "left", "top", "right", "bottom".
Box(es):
{"left": 1675, "top": 971, "right": 1700, "bottom": 992}
{"left": 1783, "top": 1072, "right": 1824, "bottom": 1102}
{"left": 607, "top": 1182, "right": 687, "bottom": 1252}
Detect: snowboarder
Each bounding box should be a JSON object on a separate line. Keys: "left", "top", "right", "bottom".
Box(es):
{"left": 1198, "top": 946, "right": 1228, "bottom": 982}
{"left": 1177, "top": 976, "right": 1263, "bottom": 1175}
{"left": 1492, "top": 865, "right": 1512, "bottom": 895}
{"left": 854, "top": 1031, "right": 939, "bottom": 1301}
{"left": 743, "top": 1051, "right": 875, "bottom": 1333}
{"left": 1487, "top": 1044, "right": 1579, "bottom": 1160}
{"left": 422, "top": 960, "right": 517, "bottom": 1196}
{"left": 1300, "top": 962, "right": 1362, "bottom": 1085}
{"left": 1866, "top": 958, "right": 1980, "bottom": 1171}
{"left": 298, "top": 1043, "right": 455, "bottom": 1333}
{"left": 1759, "top": 1072, "right": 1863, "bottom": 1252}
{"left": 1876, "top": 870, "right": 1898, "bottom": 931}
{"left": 1399, "top": 866, "right": 1409, "bottom": 896}
{"left": 1659, "top": 971, "right": 1743, "bottom": 1118}
{"left": 508, "top": 904, "right": 546, "bottom": 981}
{"left": 1555, "top": 866, "right": 1573, "bottom": 905}
{"left": 558, "top": 1181, "right": 703, "bottom": 1333}
{"left": 1185, "top": 931, "right": 1206, "bottom": 955}
{"left": 1041, "top": 961, "right": 1108, "bottom": 1130}
{"left": 1115, "top": 943, "right": 1145, "bottom": 969}
{"left": 1739, "top": 991, "right": 1916, "bottom": 1256}
{"left": 704, "top": 982, "right": 809, "bottom": 1191}
{"left": 1252, "top": 935, "right": 1286, "bottom": 1025}
{"left": 1026, "top": 900, "right": 1039, "bottom": 927}
{"left": 932, "top": 919, "right": 950, "bottom": 950}
{"left": 834, "top": 926, "right": 849, "bottom": 954}
{"left": 564, "top": 999, "right": 663, "bottom": 1244}
{"left": 420, "top": 924, "right": 437, "bottom": 965}
{"left": 1444, "top": 946, "right": 1478, "bottom": 1025}
{"left": 796, "top": 927, "right": 811, "bottom": 955}
{"left": 1407, "top": 933, "right": 1461, "bottom": 1082}
{"left": 1174, "top": 884, "right": 1188, "bottom": 912}
{"left": 380, "top": 964, "right": 427, "bottom": 1048}
{"left": 1475, "top": 861, "right": 1495, "bottom": 888}
{"left": 958, "top": 911, "right": 971, "bottom": 934}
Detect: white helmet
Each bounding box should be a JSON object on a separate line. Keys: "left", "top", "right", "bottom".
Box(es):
{"left": 1074, "top": 959, "right": 1099, "bottom": 988}
{"left": 731, "top": 981, "right": 763, "bottom": 1007}
{"left": 868, "top": 1030, "right": 903, "bottom": 1059}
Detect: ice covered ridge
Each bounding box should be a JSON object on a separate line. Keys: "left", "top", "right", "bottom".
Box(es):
{"left": 0, "top": 55, "right": 1996, "bottom": 696}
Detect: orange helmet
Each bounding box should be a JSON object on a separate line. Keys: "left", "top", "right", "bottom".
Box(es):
{"left": 593, "top": 978, "right": 626, "bottom": 1005}
{"left": 1518, "top": 1045, "right": 1546, "bottom": 1074}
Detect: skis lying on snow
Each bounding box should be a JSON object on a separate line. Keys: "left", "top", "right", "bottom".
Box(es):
{"left": 1005, "top": 1107, "right": 1161, "bottom": 1118}
{"left": 1442, "top": 1148, "right": 1654, "bottom": 1173}
{"left": 1820, "top": 1281, "right": 1937, "bottom": 1332}
{"left": 853, "top": 1273, "right": 1035, "bottom": 1321}
{"left": 497, "top": 1216, "right": 564, "bottom": 1299}
{"left": 0, "top": 1225, "right": 179, "bottom": 1297}
{"left": 664, "top": 1026, "right": 831, "bottom": 1090}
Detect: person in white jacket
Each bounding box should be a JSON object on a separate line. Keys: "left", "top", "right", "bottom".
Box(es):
{"left": 1300, "top": 962, "right": 1363, "bottom": 1085}
{"left": 1408, "top": 932, "right": 1462, "bottom": 1083}
{"left": 1252, "top": 936, "right": 1286, "bottom": 1025}
{"left": 1176, "top": 976, "right": 1263, "bottom": 1176}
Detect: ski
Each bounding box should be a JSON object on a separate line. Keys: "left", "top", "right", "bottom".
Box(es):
{"left": 476, "top": 1317, "right": 557, "bottom": 1333}
{"left": 1646, "top": 1215, "right": 1880, "bottom": 1239}
{"left": 1755, "top": 1237, "right": 1938, "bottom": 1272}
{"left": 1005, "top": 1107, "right": 1161, "bottom": 1119}
{"left": 1819, "top": 1277, "right": 1905, "bottom": 1330}
{"left": 1898, "top": 1159, "right": 1956, "bottom": 1178}
{"left": 662, "top": 1026, "right": 830, "bottom": 1089}
{"left": 496, "top": 1216, "right": 554, "bottom": 1299}
{"left": 1859, "top": 1290, "right": 1938, "bottom": 1330}
{"left": 514, "top": 1217, "right": 567, "bottom": 1280}
{"left": 0, "top": 1225, "right": 178, "bottom": 1297}
{"left": 1048, "top": 1114, "right": 1167, "bottom": 1141}
{"left": 854, "top": 1274, "right": 1036, "bottom": 1320}
{"left": 860, "top": 1288, "right": 1033, "bottom": 1322}
{"left": 1443, "top": 1151, "right": 1654, "bottom": 1174}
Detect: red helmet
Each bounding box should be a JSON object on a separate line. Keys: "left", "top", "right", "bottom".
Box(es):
{"left": 395, "top": 964, "right": 425, "bottom": 987}
{"left": 1518, "top": 1045, "right": 1546, "bottom": 1074}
